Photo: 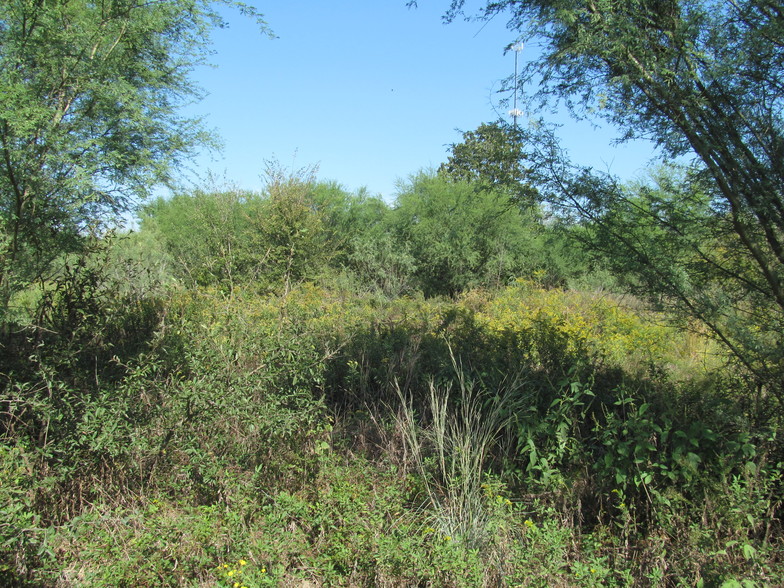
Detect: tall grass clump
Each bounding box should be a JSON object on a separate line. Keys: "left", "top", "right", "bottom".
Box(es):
{"left": 395, "top": 347, "right": 514, "bottom": 551}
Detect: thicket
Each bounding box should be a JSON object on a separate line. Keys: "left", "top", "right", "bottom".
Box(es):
{"left": 3, "top": 5, "right": 784, "bottom": 582}
{"left": 1, "top": 160, "right": 781, "bottom": 586}
{"left": 4, "top": 0, "right": 784, "bottom": 583}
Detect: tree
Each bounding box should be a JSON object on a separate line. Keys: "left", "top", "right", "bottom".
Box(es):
{"left": 439, "top": 0, "right": 784, "bottom": 394}
{"left": 347, "top": 228, "right": 418, "bottom": 297}
{"left": 141, "top": 168, "right": 350, "bottom": 295}
{"left": 438, "top": 121, "right": 538, "bottom": 208}
{"left": 307, "top": 180, "right": 390, "bottom": 268}
{"left": 0, "top": 0, "right": 269, "bottom": 326}
{"left": 141, "top": 187, "right": 262, "bottom": 293}
{"left": 254, "top": 165, "right": 337, "bottom": 294}
{"left": 390, "top": 172, "right": 547, "bottom": 297}
{"left": 565, "top": 164, "right": 784, "bottom": 403}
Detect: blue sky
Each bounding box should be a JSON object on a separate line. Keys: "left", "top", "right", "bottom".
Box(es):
{"left": 182, "top": 1, "right": 660, "bottom": 201}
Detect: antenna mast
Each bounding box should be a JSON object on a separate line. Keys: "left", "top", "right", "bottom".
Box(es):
{"left": 509, "top": 43, "right": 524, "bottom": 128}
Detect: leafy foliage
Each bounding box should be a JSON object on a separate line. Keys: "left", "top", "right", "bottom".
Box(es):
{"left": 141, "top": 187, "right": 262, "bottom": 292}
{"left": 439, "top": 122, "right": 539, "bottom": 208}
{"left": 142, "top": 169, "right": 398, "bottom": 296}
{"left": 576, "top": 165, "right": 784, "bottom": 404}
{"left": 0, "top": 0, "right": 269, "bottom": 326}
{"left": 2, "top": 2, "right": 783, "bottom": 583}
{"left": 1, "top": 258, "right": 781, "bottom": 584}
{"left": 389, "top": 172, "right": 552, "bottom": 296}
{"left": 443, "top": 0, "right": 784, "bottom": 396}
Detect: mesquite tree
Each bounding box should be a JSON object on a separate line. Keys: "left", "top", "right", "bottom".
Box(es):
{"left": 0, "top": 0, "right": 268, "bottom": 328}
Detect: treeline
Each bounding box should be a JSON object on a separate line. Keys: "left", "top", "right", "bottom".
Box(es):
{"left": 129, "top": 166, "right": 574, "bottom": 299}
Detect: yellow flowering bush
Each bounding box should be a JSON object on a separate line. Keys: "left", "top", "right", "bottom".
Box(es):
{"left": 463, "top": 279, "right": 677, "bottom": 376}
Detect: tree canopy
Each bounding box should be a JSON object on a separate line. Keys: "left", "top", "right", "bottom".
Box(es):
{"left": 438, "top": 122, "right": 539, "bottom": 208}
{"left": 390, "top": 172, "right": 548, "bottom": 296}
{"left": 0, "top": 0, "right": 268, "bottom": 325}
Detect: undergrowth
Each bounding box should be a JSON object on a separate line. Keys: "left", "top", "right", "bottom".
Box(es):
{"left": 1, "top": 274, "right": 781, "bottom": 586}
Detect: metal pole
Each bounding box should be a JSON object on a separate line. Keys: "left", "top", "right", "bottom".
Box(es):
{"left": 513, "top": 48, "right": 518, "bottom": 126}
{"left": 509, "top": 43, "right": 524, "bottom": 128}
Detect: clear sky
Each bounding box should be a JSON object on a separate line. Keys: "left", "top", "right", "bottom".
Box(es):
{"left": 182, "top": 0, "right": 660, "bottom": 201}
